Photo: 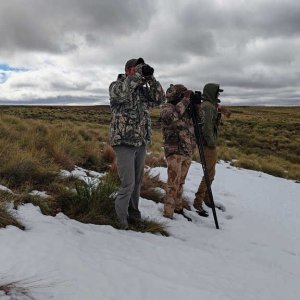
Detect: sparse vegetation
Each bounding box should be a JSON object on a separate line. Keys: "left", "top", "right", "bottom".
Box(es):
{"left": 217, "top": 106, "right": 300, "bottom": 180}
{"left": 0, "top": 105, "right": 299, "bottom": 234}
{"left": 0, "top": 281, "right": 35, "bottom": 299}
{"left": 0, "top": 109, "right": 168, "bottom": 234}
{"left": 0, "top": 192, "right": 25, "bottom": 230}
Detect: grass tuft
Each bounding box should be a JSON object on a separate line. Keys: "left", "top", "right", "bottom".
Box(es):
{"left": 141, "top": 171, "right": 165, "bottom": 203}
{"left": 0, "top": 281, "right": 35, "bottom": 299}
{"left": 0, "top": 192, "right": 25, "bottom": 230}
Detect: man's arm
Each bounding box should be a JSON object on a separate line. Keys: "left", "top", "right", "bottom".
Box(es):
{"left": 160, "top": 91, "right": 192, "bottom": 125}
{"left": 109, "top": 73, "right": 145, "bottom": 107}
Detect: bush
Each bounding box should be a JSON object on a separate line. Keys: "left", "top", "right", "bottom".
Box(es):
{"left": 0, "top": 153, "right": 58, "bottom": 189}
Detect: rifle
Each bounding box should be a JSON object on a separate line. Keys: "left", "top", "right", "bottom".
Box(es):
{"left": 189, "top": 92, "right": 220, "bottom": 229}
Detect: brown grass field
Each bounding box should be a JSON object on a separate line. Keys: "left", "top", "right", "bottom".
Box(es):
{"left": 0, "top": 105, "right": 299, "bottom": 182}
{"left": 0, "top": 105, "right": 299, "bottom": 231}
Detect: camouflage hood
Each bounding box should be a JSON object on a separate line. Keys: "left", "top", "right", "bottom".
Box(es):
{"left": 202, "top": 83, "right": 221, "bottom": 105}
{"left": 166, "top": 84, "right": 187, "bottom": 103}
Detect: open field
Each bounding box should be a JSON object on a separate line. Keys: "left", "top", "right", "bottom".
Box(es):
{"left": 1, "top": 105, "right": 299, "bottom": 182}
{"left": 0, "top": 104, "right": 299, "bottom": 232}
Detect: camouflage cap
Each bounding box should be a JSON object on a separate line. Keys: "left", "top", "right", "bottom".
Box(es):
{"left": 125, "top": 58, "right": 137, "bottom": 70}
{"left": 166, "top": 84, "right": 187, "bottom": 102}
{"left": 125, "top": 57, "right": 145, "bottom": 70}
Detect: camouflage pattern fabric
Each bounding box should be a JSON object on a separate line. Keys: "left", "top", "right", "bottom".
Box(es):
{"left": 109, "top": 72, "right": 165, "bottom": 147}
{"left": 160, "top": 85, "right": 195, "bottom": 158}
{"left": 164, "top": 154, "right": 192, "bottom": 218}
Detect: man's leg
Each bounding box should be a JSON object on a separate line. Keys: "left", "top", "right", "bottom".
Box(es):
{"left": 193, "top": 147, "right": 217, "bottom": 210}
{"left": 128, "top": 145, "right": 146, "bottom": 221}
{"left": 164, "top": 154, "right": 181, "bottom": 218}
{"left": 113, "top": 145, "right": 137, "bottom": 227}
{"left": 175, "top": 156, "right": 192, "bottom": 211}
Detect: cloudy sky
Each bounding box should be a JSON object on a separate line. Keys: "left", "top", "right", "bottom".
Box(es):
{"left": 1, "top": 0, "right": 300, "bottom": 106}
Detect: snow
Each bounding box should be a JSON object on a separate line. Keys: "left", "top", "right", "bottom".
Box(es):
{"left": 0, "top": 161, "right": 300, "bottom": 300}
{"left": 29, "top": 191, "right": 50, "bottom": 198}
{"left": 0, "top": 185, "right": 13, "bottom": 194}
{"left": 59, "top": 166, "right": 104, "bottom": 186}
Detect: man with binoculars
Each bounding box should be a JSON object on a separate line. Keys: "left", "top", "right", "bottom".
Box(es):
{"left": 109, "top": 57, "right": 165, "bottom": 229}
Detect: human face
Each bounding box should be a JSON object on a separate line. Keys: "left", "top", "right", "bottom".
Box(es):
{"left": 125, "top": 66, "right": 136, "bottom": 76}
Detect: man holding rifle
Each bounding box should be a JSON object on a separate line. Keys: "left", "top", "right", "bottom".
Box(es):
{"left": 193, "top": 83, "right": 225, "bottom": 217}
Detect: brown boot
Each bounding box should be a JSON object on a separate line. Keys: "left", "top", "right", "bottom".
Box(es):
{"left": 163, "top": 213, "right": 173, "bottom": 220}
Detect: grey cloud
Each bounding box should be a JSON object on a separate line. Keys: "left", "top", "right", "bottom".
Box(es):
{"left": 51, "top": 81, "right": 90, "bottom": 92}
{"left": 1, "top": 0, "right": 300, "bottom": 105}
{"left": 0, "top": 95, "right": 107, "bottom": 106}
{"left": 0, "top": 0, "right": 155, "bottom": 54}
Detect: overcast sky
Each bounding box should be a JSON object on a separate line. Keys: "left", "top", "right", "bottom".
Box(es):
{"left": 1, "top": 0, "right": 300, "bottom": 106}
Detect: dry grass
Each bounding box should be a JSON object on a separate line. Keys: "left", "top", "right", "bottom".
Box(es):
{"left": 145, "top": 152, "right": 166, "bottom": 168}
{"left": 218, "top": 106, "right": 300, "bottom": 180}
{"left": 141, "top": 171, "right": 165, "bottom": 203}
{"left": 1, "top": 105, "right": 299, "bottom": 235}
{"left": 0, "top": 281, "right": 35, "bottom": 299}
{"left": 101, "top": 144, "right": 116, "bottom": 164}
{"left": 0, "top": 192, "right": 25, "bottom": 230}
{"left": 0, "top": 115, "right": 108, "bottom": 191}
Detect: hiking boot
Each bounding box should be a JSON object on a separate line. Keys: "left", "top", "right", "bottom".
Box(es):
{"left": 119, "top": 222, "right": 129, "bottom": 230}
{"left": 204, "top": 201, "right": 212, "bottom": 208}
{"left": 128, "top": 216, "right": 141, "bottom": 225}
{"left": 174, "top": 209, "right": 192, "bottom": 222}
{"left": 196, "top": 208, "right": 209, "bottom": 217}
{"left": 163, "top": 214, "right": 173, "bottom": 220}
{"left": 118, "top": 217, "right": 129, "bottom": 230}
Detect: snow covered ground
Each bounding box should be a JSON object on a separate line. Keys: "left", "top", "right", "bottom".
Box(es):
{"left": 0, "top": 161, "right": 299, "bottom": 300}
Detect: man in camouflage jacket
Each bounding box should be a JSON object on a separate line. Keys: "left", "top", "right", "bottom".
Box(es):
{"left": 193, "top": 83, "right": 224, "bottom": 217}
{"left": 109, "top": 58, "right": 165, "bottom": 229}
{"left": 160, "top": 84, "right": 195, "bottom": 219}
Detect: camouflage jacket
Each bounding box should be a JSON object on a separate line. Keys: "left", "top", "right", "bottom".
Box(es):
{"left": 160, "top": 97, "right": 195, "bottom": 158}
{"left": 109, "top": 73, "right": 165, "bottom": 147}
{"left": 200, "top": 83, "right": 220, "bottom": 148}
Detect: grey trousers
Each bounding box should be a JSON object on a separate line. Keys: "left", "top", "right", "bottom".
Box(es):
{"left": 113, "top": 145, "right": 146, "bottom": 225}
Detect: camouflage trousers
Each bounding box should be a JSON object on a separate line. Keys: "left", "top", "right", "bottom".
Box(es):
{"left": 164, "top": 154, "right": 192, "bottom": 218}
{"left": 193, "top": 146, "right": 217, "bottom": 210}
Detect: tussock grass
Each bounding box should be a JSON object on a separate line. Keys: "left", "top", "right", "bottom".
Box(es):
{"left": 141, "top": 171, "right": 165, "bottom": 203}
{"left": 0, "top": 115, "right": 107, "bottom": 191}
{"left": 101, "top": 144, "right": 116, "bottom": 164}
{"left": 0, "top": 111, "right": 169, "bottom": 234}
{"left": 231, "top": 153, "right": 291, "bottom": 179}
{"left": 0, "top": 192, "right": 25, "bottom": 230}
{"left": 2, "top": 105, "right": 298, "bottom": 235}
{"left": 57, "top": 174, "right": 168, "bottom": 235}
{"left": 129, "top": 218, "right": 169, "bottom": 236}
{"left": 140, "top": 170, "right": 190, "bottom": 211}
{"left": 0, "top": 152, "right": 58, "bottom": 189}
{"left": 218, "top": 106, "right": 300, "bottom": 181}
{"left": 145, "top": 153, "right": 166, "bottom": 168}
{"left": 0, "top": 281, "right": 35, "bottom": 299}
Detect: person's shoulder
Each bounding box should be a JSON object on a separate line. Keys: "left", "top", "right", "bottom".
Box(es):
{"left": 201, "top": 101, "right": 215, "bottom": 109}
{"left": 109, "top": 74, "right": 125, "bottom": 91}
{"left": 111, "top": 74, "right": 125, "bottom": 84}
